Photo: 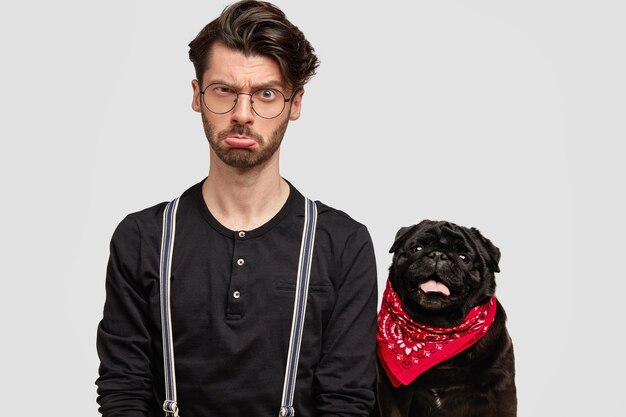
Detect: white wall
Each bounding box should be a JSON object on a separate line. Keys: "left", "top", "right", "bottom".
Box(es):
{"left": 1, "top": 1, "right": 623, "bottom": 416}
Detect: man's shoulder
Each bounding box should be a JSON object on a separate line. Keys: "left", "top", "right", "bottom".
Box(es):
{"left": 116, "top": 181, "right": 202, "bottom": 233}
{"left": 124, "top": 200, "right": 169, "bottom": 223}
{"left": 315, "top": 200, "right": 371, "bottom": 240}
{"left": 316, "top": 200, "right": 358, "bottom": 223}
{"left": 111, "top": 201, "right": 168, "bottom": 243}
{"left": 313, "top": 200, "right": 376, "bottom": 271}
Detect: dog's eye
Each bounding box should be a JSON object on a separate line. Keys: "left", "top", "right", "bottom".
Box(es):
{"left": 410, "top": 245, "right": 423, "bottom": 253}
{"left": 459, "top": 254, "right": 470, "bottom": 263}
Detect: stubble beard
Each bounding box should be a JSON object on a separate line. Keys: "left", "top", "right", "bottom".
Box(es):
{"left": 202, "top": 113, "right": 289, "bottom": 169}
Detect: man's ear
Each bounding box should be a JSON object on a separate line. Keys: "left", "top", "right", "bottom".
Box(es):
{"left": 289, "top": 88, "right": 304, "bottom": 121}
{"left": 191, "top": 79, "right": 202, "bottom": 113}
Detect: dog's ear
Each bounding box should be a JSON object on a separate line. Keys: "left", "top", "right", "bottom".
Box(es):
{"left": 389, "top": 226, "right": 414, "bottom": 254}
{"left": 470, "top": 227, "right": 501, "bottom": 273}
{"left": 389, "top": 220, "right": 432, "bottom": 254}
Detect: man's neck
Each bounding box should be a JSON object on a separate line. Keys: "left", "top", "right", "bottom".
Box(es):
{"left": 202, "top": 155, "right": 290, "bottom": 231}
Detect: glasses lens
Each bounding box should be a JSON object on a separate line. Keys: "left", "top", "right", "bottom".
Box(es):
{"left": 202, "top": 84, "right": 288, "bottom": 118}
{"left": 203, "top": 84, "right": 238, "bottom": 114}
{"left": 251, "top": 88, "right": 286, "bottom": 119}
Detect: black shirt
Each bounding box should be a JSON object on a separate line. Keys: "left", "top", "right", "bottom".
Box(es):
{"left": 96, "top": 180, "right": 378, "bottom": 417}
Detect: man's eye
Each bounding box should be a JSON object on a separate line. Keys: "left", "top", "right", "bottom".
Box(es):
{"left": 257, "top": 89, "right": 277, "bottom": 101}
{"left": 214, "top": 85, "right": 235, "bottom": 95}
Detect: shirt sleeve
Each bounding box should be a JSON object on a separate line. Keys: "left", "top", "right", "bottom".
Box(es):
{"left": 96, "top": 215, "right": 155, "bottom": 417}
{"left": 315, "top": 225, "right": 378, "bottom": 417}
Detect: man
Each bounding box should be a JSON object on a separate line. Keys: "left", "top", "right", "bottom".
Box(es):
{"left": 96, "top": 1, "right": 378, "bottom": 416}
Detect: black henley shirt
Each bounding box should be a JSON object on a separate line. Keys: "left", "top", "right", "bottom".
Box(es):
{"left": 96, "top": 179, "right": 378, "bottom": 417}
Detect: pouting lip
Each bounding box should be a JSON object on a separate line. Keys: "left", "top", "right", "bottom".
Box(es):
{"left": 224, "top": 136, "right": 257, "bottom": 148}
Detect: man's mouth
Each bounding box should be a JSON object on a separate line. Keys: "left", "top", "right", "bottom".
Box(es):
{"left": 223, "top": 135, "right": 257, "bottom": 148}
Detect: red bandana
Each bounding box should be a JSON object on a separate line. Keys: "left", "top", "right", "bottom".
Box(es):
{"left": 377, "top": 280, "right": 497, "bottom": 387}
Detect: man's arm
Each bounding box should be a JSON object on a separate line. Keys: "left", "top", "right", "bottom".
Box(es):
{"left": 315, "top": 225, "right": 378, "bottom": 417}
{"left": 96, "top": 215, "right": 155, "bottom": 417}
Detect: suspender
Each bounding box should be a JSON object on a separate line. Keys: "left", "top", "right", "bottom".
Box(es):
{"left": 159, "top": 197, "right": 180, "bottom": 417}
{"left": 279, "top": 197, "right": 317, "bottom": 417}
{"left": 159, "top": 197, "right": 318, "bottom": 417}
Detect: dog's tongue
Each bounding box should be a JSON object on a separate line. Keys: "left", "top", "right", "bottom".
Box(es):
{"left": 420, "top": 280, "right": 450, "bottom": 296}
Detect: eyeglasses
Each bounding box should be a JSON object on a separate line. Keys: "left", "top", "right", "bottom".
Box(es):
{"left": 200, "top": 83, "right": 294, "bottom": 119}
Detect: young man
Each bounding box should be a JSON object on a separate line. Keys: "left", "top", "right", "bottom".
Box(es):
{"left": 96, "top": 2, "right": 378, "bottom": 416}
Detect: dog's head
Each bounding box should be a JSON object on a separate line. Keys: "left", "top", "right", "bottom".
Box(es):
{"left": 388, "top": 220, "right": 501, "bottom": 327}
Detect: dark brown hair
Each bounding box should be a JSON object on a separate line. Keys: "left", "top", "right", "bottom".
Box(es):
{"left": 189, "top": 0, "right": 320, "bottom": 91}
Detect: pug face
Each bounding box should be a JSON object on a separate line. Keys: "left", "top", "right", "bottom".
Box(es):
{"left": 389, "top": 220, "right": 501, "bottom": 327}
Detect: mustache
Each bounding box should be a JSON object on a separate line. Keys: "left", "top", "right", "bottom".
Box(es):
{"left": 217, "top": 124, "right": 264, "bottom": 143}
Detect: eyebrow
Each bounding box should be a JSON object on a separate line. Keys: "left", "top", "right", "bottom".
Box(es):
{"left": 206, "top": 79, "right": 286, "bottom": 91}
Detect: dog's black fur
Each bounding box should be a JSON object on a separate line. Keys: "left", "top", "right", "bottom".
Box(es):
{"left": 374, "top": 220, "right": 516, "bottom": 417}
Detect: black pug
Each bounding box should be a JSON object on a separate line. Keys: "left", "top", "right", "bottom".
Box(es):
{"left": 373, "top": 220, "right": 516, "bottom": 417}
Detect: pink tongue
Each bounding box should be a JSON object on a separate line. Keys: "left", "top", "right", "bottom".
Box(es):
{"left": 420, "top": 280, "right": 450, "bottom": 296}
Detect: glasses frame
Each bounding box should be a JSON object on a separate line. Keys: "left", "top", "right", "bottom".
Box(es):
{"left": 200, "top": 82, "right": 296, "bottom": 119}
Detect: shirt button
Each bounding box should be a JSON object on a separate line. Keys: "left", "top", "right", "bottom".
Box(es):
{"left": 236, "top": 258, "right": 245, "bottom": 266}
{"left": 233, "top": 291, "right": 241, "bottom": 299}
{"left": 238, "top": 231, "right": 246, "bottom": 238}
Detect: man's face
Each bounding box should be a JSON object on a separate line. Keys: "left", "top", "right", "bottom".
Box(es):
{"left": 192, "top": 42, "right": 303, "bottom": 169}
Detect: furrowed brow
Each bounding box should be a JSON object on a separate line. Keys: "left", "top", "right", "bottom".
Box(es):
{"left": 250, "top": 80, "right": 285, "bottom": 90}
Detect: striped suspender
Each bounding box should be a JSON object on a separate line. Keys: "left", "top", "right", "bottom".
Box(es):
{"left": 160, "top": 197, "right": 180, "bottom": 417}
{"left": 279, "top": 197, "right": 317, "bottom": 417}
{"left": 159, "top": 197, "right": 317, "bottom": 417}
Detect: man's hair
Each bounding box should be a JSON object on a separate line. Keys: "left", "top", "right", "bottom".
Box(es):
{"left": 189, "top": 0, "right": 320, "bottom": 91}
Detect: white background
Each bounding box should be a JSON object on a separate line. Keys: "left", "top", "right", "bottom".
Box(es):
{"left": 1, "top": 1, "right": 624, "bottom": 416}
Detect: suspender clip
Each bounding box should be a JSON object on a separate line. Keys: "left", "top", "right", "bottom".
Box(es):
{"left": 279, "top": 405, "right": 295, "bottom": 417}
{"left": 163, "top": 400, "right": 179, "bottom": 417}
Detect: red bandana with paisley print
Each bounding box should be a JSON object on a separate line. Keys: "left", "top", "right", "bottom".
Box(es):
{"left": 377, "top": 279, "right": 497, "bottom": 387}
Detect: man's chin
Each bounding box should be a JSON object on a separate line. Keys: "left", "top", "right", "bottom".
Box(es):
{"left": 202, "top": 113, "right": 288, "bottom": 170}
{"left": 214, "top": 148, "right": 270, "bottom": 169}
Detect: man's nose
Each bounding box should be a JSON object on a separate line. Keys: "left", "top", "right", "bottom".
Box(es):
{"left": 230, "top": 93, "right": 255, "bottom": 125}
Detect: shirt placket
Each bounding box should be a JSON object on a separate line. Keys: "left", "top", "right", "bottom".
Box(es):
{"left": 226, "top": 230, "right": 248, "bottom": 319}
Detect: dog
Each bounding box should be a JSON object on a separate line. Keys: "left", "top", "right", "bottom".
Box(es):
{"left": 373, "top": 220, "right": 516, "bottom": 417}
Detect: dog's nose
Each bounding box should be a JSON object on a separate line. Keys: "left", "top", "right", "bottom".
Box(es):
{"left": 428, "top": 251, "right": 448, "bottom": 261}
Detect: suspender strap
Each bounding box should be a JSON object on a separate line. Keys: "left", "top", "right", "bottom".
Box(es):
{"left": 159, "top": 197, "right": 317, "bottom": 417}
{"left": 278, "top": 197, "right": 318, "bottom": 417}
{"left": 160, "top": 198, "right": 180, "bottom": 417}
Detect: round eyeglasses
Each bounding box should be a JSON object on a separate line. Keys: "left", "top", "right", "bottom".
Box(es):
{"left": 200, "top": 83, "right": 294, "bottom": 119}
